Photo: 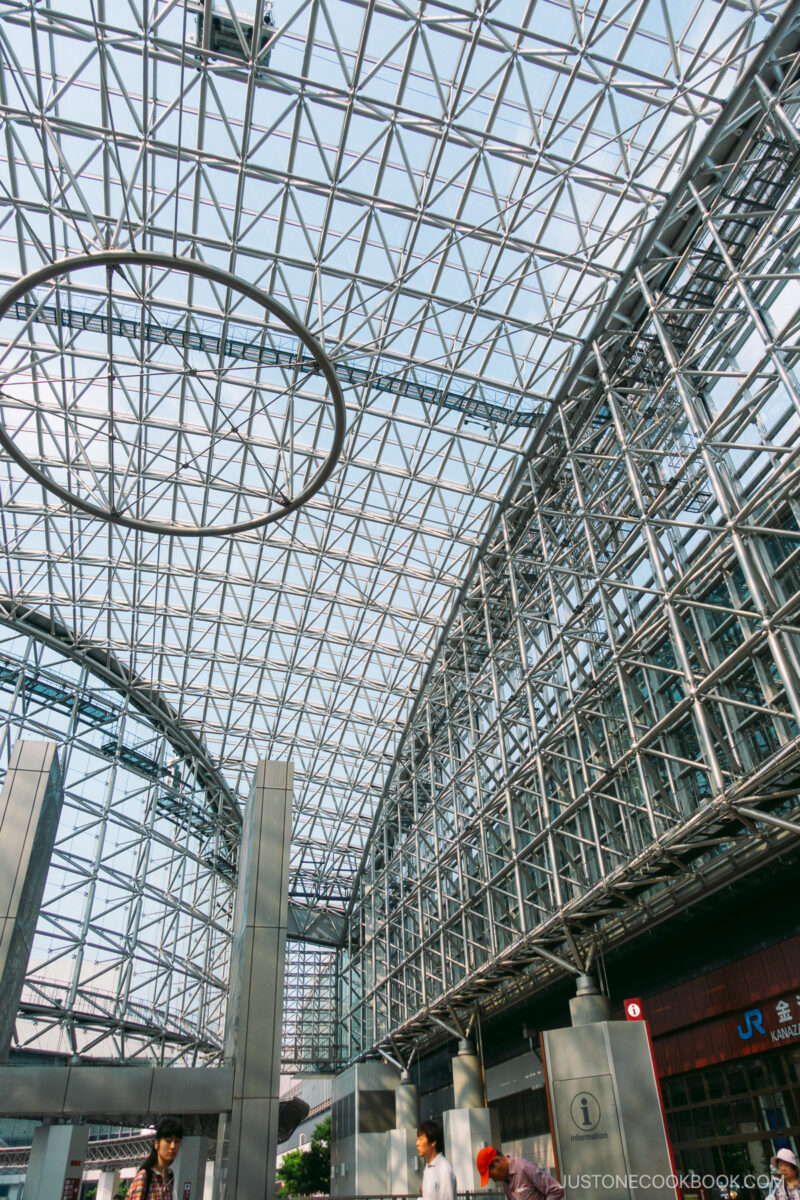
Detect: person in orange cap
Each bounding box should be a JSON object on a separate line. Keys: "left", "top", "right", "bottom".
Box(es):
{"left": 476, "top": 1145, "right": 563, "bottom": 1200}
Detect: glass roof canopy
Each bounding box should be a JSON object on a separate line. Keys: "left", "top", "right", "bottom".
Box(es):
{"left": 0, "top": 0, "right": 786, "bottom": 928}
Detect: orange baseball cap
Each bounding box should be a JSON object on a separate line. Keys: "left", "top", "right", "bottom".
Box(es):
{"left": 477, "top": 1146, "right": 498, "bottom": 1186}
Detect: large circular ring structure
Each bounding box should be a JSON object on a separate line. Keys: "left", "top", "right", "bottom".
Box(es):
{"left": 0, "top": 250, "right": 346, "bottom": 537}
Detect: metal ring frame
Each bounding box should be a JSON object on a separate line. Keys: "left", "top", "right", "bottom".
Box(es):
{"left": 0, "top": 249, "right": 347, "bottom": 538}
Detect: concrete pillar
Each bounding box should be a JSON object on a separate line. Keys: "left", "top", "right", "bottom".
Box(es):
{"left": 443, "top": 1108, "right": 501, "bottom": 1192}
{"left": 446, "top": 1039, "right": 499, "bottom": 1191}
{"left": 0, "top": 741, "right": 63, "bottom": 1060}
{"left": 214, "top": 760, "right": 293, "bottom": 1200}
{"left": 395, "top": 1070, "right": 419, "bottom": 1128}
{"left": 542, "top": 1019, "right": 676, "bottom": 1200}
{"left": 452, "top": 1039, "right": 483, "bottom": 1108}
{"left": 175, "top": 1135, "right": 208, "bottom": 1199}
{"left": 389, "top": 1129, "right": 421, "bottom": 1196}
{"left": 568, "top": 974, "right": 611, "bottom": 1026}
{"left": 22, "top": 1123, "right": 89, "bottom": 1200}
{"left": 94, "top": 1168, "right": 120, "bottom": 1200}
{"left": 389, "top": 1068, "right": 421, "bottom": 1193}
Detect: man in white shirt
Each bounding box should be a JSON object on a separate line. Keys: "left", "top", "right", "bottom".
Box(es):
{"left": 417, "top": 1120, "right": 457, "bottom": 1200}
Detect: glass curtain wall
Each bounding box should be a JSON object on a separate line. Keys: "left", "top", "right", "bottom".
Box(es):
{"left": 344, "top": 54, "right": 800, "bottom": 1061}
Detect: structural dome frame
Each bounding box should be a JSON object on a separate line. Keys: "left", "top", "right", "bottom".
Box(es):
{"left": 0, "top": 0, "right": 797, "bottom": 1070}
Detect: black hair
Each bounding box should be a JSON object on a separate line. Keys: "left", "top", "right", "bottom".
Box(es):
{"left": 138, "top": 1118, "right": 185, "bottom": 1193}
{"left": 154, "top": 1117, "right": 184, "bottom": 1142}
{"left": 417, "top": 1120, "right": 444, "bottom": 1152}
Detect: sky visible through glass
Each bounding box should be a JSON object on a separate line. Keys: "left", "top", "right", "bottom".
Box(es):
{"left": 0, "top": 0, "right": 783, "bottom": 918}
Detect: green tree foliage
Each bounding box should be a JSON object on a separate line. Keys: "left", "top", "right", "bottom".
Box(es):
{"left": 277, "top": 1114, "right": 331, "bottom": 1197}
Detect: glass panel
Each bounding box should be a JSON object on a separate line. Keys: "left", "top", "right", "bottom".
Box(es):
{"left": 693, "top": 1106, "right": 714, "bottom": 1139}
{"left": 726, "top": 1064, "right": 749, "bottom": 1096}
{"left": 358, "top": 1089, "right": 395, "bottom": 1134}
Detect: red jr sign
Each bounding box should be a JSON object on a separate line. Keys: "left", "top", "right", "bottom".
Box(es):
{"left": 624, "top": 998, "right": 645, "bottom": 1020}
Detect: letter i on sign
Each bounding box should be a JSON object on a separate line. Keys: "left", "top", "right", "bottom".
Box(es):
{"left": 625, "top": 999, "right": 645, "bottom": 1021}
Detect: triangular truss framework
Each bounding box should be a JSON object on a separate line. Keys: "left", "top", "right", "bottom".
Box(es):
{"left": 0, "top": 0, "right": 794, "bottom": 1067}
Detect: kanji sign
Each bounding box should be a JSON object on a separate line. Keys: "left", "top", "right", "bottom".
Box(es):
{"left": 735, "top": 994, "right": 800, "bottom": 1045}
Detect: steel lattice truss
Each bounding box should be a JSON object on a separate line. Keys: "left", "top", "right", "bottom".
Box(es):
{"left": 0, "top": 0, "right": 795, "bottom": 1068}
{"left": 345, "top": 16, "right": 800, "bottom": 1060}
{"left": 0, "top": 628, "right": 233, "bottom": 1064}
{"left": 283, "top": 943, "right": 340, "bottom": 1069}
{"left": 0, "top": 1134, "right": 153, "bottom": 1172}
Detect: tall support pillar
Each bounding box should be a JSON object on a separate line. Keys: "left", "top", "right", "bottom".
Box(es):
{"left": 176, "top": 1135, "right": 209, "bottom": 1199}
{"left": 215, "top": 760, "right": 293, "bottom": 1200}
{"left": 390, "top": 1070, "right": 421, "bottom": 1194}
{"left": 22, "top": 1123, "right": 89, "bottom": 1200}
{"left": 0, "top": 740, "right": 63, "bottom": 1061}
{"left": 443, "top": 1036, "right": 501, "bottom": 1195}
{"left": 542, "top": 979, "right": 675, "bottom": 1200}
{"left": 94, "top": 1169, "right": 120, "bottom": 1200}
{"left": 444, "top": 1040, "right": 501, "bottom": 1192}
{"left": 452, "top": 1039, "right": 483, "bottom": 1108}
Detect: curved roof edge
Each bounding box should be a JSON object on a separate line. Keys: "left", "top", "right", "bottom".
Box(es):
{"left": 0, "top": 594, "right": 242, "bottom": 835}
{"left": 346, "top": 0, "right": 800, "bottom": 921}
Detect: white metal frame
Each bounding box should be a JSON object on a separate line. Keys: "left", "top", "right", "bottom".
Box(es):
{"left": 0, "top": 0, "right": 795, "bottom": 1071}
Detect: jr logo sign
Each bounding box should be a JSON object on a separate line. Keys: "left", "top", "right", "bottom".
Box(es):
{"left": 737, "top": 1009, "right": 765, "bottom": 1040}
